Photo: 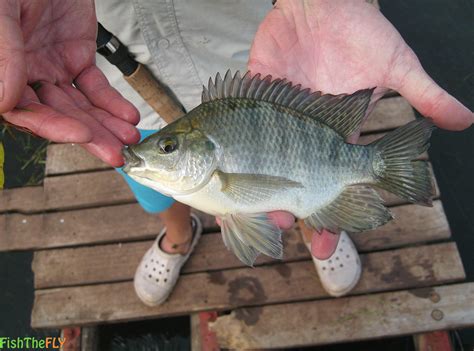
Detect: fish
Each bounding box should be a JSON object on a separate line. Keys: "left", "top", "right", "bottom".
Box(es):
{"left": 122, "top": 70, "right": 435, "bottom": 266}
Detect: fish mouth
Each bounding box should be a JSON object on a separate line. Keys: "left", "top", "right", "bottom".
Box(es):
{"left": 122, "top": 147, "right": 144, "bottom": 173}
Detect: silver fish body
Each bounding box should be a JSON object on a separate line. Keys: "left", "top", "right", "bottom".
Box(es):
{"left": 173, "top": 99, "right": 372, "bottom": 218}
{"left": 124, "top": 70, "right": 434, "bottom": 265}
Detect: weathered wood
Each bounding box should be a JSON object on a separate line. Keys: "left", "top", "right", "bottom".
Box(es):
{"left": 0, "top": 203, "right": 216, "bottom": 252}
{"left": 80, "top": 327, "right": 99, "bottom": 351}
{"left": 0, "top": 186, "right": 44, "bottom": 213}
{"left": 32, "top": 201, "right": 449, "bottom": 288}
{"left": 31, "top": 242, "right": 464, "bottom": 328}
{"left": 209, "top": 282, "right": 474, "bottom": 349}
{"left": 190, "top": 314, "right": 202, "bottom": 351}
{"left": 350, "top": 201, "right": 449, "bottom": 251}
{"left": 46, "top": 144, "right": 110, "bottom": 176}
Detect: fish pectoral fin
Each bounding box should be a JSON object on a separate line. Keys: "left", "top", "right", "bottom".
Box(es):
{"left": 217, "top": 171, "right": 303, "bottom": 204}
{"left": 304, "top": 185, "right": 393, "bottom": 233}
{"left": 219, "top": 213, "right": 283, "bottom": 266}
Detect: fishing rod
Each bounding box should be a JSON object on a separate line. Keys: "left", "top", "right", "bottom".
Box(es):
{"left": 96, "top": 22, "right": 185, "bottom": 123}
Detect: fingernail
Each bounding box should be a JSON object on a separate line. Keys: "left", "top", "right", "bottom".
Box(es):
{"left": 0, "top": 81, "right": 4, "bottom": 102}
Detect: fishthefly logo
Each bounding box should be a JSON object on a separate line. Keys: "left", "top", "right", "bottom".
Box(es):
{"left": 0, "top": 336, "right": 66, "bottom": 349}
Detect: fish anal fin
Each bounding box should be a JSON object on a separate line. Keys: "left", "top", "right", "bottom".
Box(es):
{"left": 304, "top": 185, "right": 392, "bottom": 233}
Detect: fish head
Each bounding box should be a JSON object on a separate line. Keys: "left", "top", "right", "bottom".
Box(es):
{"left": 122, "top": 124, "right": 218, "bottom": 196}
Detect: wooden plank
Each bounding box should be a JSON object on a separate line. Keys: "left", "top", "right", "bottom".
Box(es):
{"left": 0, "top": 203, "right": 216, "bottom": 252}
{"left": 42, "top": 97, "right": 415, "bottom": 176}
{"left": 350, "top": 200, "right": 449, "bottom": 251}
{"left": 43, "top": 171, "right": 135, "bottom": 210}
{"left": 209, "top": 282, "right": 474, "bottom": 349}
{"left": 30, "top": 242, "right": 464, "bottom": 328}
{"left": 80, "top": 327, "right": 99, "bottom": 351}
{"left": 190, "top": 314, "right": 202, "bottom": 351}
{"left": 32, "top": 201, "right": 449, "bottom": 288}
{"left": 46, "top": 143, "right": 109, "bottom": 176}
{"left": 0, "top": 186, "right": 44, "bottom": 213}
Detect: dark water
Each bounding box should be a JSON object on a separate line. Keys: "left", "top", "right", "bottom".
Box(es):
{"left": 1, "top": 0, "right": 472, "bottom": 349}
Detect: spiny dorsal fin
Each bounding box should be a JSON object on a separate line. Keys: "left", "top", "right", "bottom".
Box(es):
{"left": 201, "top": 70, "right": 375, "bottom": 138}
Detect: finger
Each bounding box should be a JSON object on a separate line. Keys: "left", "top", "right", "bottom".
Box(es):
{"left": 61, "top": 84, "right": 140, "bottom": 144}
{"left": 391, "top": 58, "right": 473, "bottom": 131}
{"left": 74, "top": 65, "right": 140, "bottom": 125}
{"left": 36, "top": 82, "right": 126, "bottom": 166}
{"left": 311, "top": 229, "right": 341, "bottom": 260}
{"left": 0, "top": 4, "right": 28, "bottom": 112}
{"left": 267, "top": 211, "right": 295, "bottom": 230}
{"left": 3, "top": 99, "right": 92, "bottom": 143}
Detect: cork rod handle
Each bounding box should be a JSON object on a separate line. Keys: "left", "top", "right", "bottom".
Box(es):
{"left": 124, "top": 64, "right": 185, "bottom": 123}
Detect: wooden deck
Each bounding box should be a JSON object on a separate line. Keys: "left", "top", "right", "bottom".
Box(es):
{"left": 1, "top": 96, "right": 473, "bottom": 348}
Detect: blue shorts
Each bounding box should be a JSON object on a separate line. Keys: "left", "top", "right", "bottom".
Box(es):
{"left": 116, "top": 129, "right": 175, "bottom": 213}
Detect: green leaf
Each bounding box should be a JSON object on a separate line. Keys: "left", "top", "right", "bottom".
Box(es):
{"left": 0, "top": 142, "right": 4, "bottom": 189}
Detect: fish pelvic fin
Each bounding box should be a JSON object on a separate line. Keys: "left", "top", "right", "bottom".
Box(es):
{"left": 202, "top": 70, "right": 374, "bottom": 138}
{"left": 304, "top": 185, "right": 393, "bottom": 233}
{"left": 371, "top": 119, "right": 435, "bottom": 206}
{"left": 219, "top": 213, "right": 283, "bottom": 266}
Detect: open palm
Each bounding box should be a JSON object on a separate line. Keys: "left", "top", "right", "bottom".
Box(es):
{"left": 0, "top": 0, "right": 139, "bottom": 166}
{"left": 249, "top": 0, "right": 473, "bottom": 132}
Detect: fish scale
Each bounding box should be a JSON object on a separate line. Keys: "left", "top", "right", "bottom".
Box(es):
{"left": 191, "top": 98, "right": 372, "bottom": 204}
{"left": 124, "top": 70, "right": 434, "bottom": 265}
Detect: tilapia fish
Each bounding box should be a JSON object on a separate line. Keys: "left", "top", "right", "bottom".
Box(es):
{"left": 123, "top": 70, "right": 434, "bottom": 265}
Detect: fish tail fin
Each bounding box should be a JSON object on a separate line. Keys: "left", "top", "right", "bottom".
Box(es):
{"left": 370, "top": 118, "right": 435, "bottom": 206}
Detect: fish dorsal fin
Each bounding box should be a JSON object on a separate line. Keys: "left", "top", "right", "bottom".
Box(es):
{"left": 202, "top": 70, "right": 375, "bottom": 138}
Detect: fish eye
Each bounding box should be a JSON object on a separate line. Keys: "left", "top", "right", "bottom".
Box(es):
{"left": 158, "top": 136, "right": 178, "bottom": 154}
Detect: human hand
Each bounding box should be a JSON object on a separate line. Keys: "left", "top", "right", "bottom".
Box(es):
{"left": 0, "top": 0, "right": 140, "bottom": 167}
{"left": 248, "top": 0, "right": 472, "bottom": 258}
{"left": 249, "top": 0, "right": 473, "bottom": 131}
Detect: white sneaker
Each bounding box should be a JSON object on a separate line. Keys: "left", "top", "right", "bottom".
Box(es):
{"left": 134, "top": 213, "right": 202, "bottom": 306}
{"left": 307, "top": 231, "right": 361, "bottom": 297}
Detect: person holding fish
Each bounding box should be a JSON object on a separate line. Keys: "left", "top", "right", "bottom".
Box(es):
{"left": 0, "top": 0, "right": 472, "bottom": 306}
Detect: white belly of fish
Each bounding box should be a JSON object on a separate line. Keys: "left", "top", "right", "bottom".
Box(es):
{"left": 173, "top": 172, "right": 340, "bottom": 219}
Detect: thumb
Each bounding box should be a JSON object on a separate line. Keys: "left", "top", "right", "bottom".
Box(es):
{"left": 0, "top": 5, "right": 27, "bottom": 113}
{"left": 391, "top": 57, "right": 473, "bottom": 131}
